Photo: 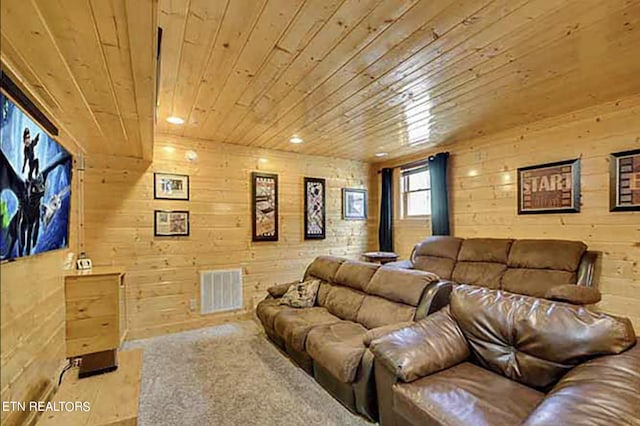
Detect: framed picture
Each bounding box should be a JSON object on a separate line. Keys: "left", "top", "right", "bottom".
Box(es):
{"left": 154, "top": 172, "right": 189, "bottom": 200}
{"left": 304, "top": 177, "right": 326, "bottom": 239}
{"left": 1, "top": 78, "right": 72, "bottom": 261}
{"left": 154, "top": 210, "right": 190, "bottom": 236}
{"left": 252, "top": 172, "right": 278, "bottom": 241}
{"left": 517, "top": 159, "right": 580, "bottom": 214}
{"left": 610, "top": 149, "right": 640, "bottom": 211}
{"left": 342, "top": 188, "right": 367, "bottom": 220}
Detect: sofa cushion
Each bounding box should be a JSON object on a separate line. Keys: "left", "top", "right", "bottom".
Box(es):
{"left": 279, "top": 279, "right": 320, "bottom": 308}
{"left": 306, "top": 321, "right": 368, "bottom": 383}
{"left": 273, "top": 308, "right": 342, "bottom": 352}
{"left": 323, "top": 286, "right": 366, "bottom": 322}
{"left": 305, "top": 256, "right": 345, "bottom": 282}
{"left": 450, "top": 285, "right": 637, "bottom": 390}
{"left": 452, "top": 262, "right": 506, "bottom": 289}
{"left": 411, "top": 236, "right": 463, "bottom": 280}
{"left": 393, "top": 362, "right": 544, "bottom": 426}
{"left": 256, "top": 298, "right": 294, "bottom": 334}
{"left": 544, "top": 284, "right": 602, "bottom": 305}
{"left": 522, "top": 344, "right": 640, "bottom": 426}
{"left": 333, "top": 261, "right": 379, "bottom": 291}
{"left": 365, "top": 267, "right": 438, "bottom": 306}
{"left": 413, "top": 236, "right": 463, "bottom": 260}
{"left": 501, "top": 269, "right": 576, "bottom": 297}
{"left": 507, "top": 239, "right": 587, "bottom": 272}
{"left": 457, "top": 238, "right": 513, "bottom": 263}
{"left": 316, "top": 281, "right": 334, "bottom": 307}
{"left": 356, "top": 296, "right": 415, "bottom": 329}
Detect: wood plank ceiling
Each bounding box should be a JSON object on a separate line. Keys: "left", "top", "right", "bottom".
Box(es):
{"left": 157, "top": 0, "right": 640, "bottom": 162}
{"left": 0, "top": 0, "right": 157, "bottom": 159}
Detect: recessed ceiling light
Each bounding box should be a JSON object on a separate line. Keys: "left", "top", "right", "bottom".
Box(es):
{"left": 259, "top": 158, "right": 268, "bottom": 163}
{"left": 289, "top": 135, "right": 303, "bottom": 144}
{"left": 375, "top": 152, "right": 388, "bottom": 157}
{"left": 166, "top": 116, "right": 185, "bottom": 125}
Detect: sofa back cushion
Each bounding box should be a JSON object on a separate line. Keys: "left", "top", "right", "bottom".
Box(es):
{"left": 411, "top": 236, "right": 463, "bottom": 279}
{"left": 334, "top": 261, "right": 380, "bottom": 291}
{"left": 458, "top": 238, "right": 513, "bottom": 263}
{"left": 305, "top": 256, "right": 345, "bottom": 282}
{"left": 355, "top": 267, "right": 439, "bottom": 329}
{"left": 450, "top": 285, "right": 636, "bottom": 390}
{"left": 365, "top": 267, "right": 439, "bottom": 306}
{"left": 323, "top": 286, "right": 365, "bottom": 322}
{"left": 501, "top": 240, "right": 587, "bottom": 297}
{"left": 356, "top": 296, "right": 415, "bottom": 329}
{"left": 451, "top": 238, "right": 512, "bottom": 288}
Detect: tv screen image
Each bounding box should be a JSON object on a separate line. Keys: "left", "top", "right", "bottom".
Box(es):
{"left": 0, "top": 92, "right": 72, "bottom": 260}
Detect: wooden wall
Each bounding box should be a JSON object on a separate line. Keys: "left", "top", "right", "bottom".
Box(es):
{"left": 371, "top": 94, "right": 640, "bottom": 330}
{"left": 83, "top": 136, "right": 372, "bottom": 339}
{"left": 0, "top": 140, "right": 79, "bottom": 426}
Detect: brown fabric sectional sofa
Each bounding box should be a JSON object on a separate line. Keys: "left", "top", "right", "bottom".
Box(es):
{"left": 388, "top": 236, "right": 600, "bottom": 302}
{"left": 370, "top": 285, "right": 640, "bottom": 426}
{"left": 256, "top": 256, "right": 451, "bottom": 421}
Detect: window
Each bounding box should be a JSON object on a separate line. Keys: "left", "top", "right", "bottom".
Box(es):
{"left": 401, "top": 163, "right": 431, "bottom": 217}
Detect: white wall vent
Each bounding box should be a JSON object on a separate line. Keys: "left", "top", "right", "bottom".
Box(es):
{"left": 200, "top": 269, "right": 243, "bottom": 314}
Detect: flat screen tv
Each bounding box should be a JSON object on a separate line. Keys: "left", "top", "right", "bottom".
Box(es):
{"left": 1, "top": 90, "right": 72, "bottom": 260}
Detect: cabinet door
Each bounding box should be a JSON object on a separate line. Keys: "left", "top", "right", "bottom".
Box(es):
{"left": 65, "top": 275, "right": 119, "bottom": 357}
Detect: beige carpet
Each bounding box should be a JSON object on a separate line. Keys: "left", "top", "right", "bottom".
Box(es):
{"left": 124, "top": 321, "right": 372, "bottom": 426}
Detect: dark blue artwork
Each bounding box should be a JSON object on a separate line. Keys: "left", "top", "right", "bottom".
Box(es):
{"left": 1, "top": 92, "right": 72, "bottom": 260}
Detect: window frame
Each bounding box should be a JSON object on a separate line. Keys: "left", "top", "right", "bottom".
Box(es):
{"left": 400, "top": 162, "right": 431, "bottom": 219}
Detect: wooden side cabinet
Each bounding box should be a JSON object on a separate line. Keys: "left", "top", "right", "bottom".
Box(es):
{"left": 64, "top": 267, "right": 126, "bottom": 371}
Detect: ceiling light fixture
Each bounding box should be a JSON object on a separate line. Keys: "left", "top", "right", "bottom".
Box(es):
{"left": 375, "top": 152, "right": 388, "bottom": 157}
{"left": 166, "top": 116, "right": 185, "bottom": 125}
{"left": 289, "top": 135, "right": 303, "bottom": 144}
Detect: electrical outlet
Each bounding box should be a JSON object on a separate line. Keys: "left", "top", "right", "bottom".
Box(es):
{"left": 189, "top": 298, "right": 197, "bottom": 312}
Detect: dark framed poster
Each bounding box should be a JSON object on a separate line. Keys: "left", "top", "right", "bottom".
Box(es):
{"left": 252, "top": 172, "right": 278, "bottom": 241}
{"left": 610, "top": 149, "right": 640, "bottom": 211}
{"left": 154, "top": 210, "right": 190, "bottom": 236}
{"left": 154, "top": 172, "right": 189, "bottom": 200}
{"left": 342, "top": 188, "right": 367, "bottom": 220}
{"left": 1, "top": 78, "right": 72, "bottom": 261}
{"left": 304, "top": 177, "right": 326, "bottom": 239}
{"left": 517, "top": 159, "right": 580, "bottom": 214}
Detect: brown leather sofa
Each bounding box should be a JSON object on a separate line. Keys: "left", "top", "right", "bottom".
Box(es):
{"left": 370, "top": 285, "right": 639, "bottom": 426}
{"left": 255, "top": 256, "right": 451, "bottom": 421}
{"left": 387, "top": 237, "right": 600, "bottom": 303}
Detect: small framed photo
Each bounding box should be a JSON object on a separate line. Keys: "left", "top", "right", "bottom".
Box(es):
{"left": 304, "top": 177, "right": 326, "bottom": 239}
{"left": 154, "top": 210, "right": 190, "bottom": 236}
{"left": 154, "top": 172, "right": 189, "bottom": 200}
{"left": 252, "top": 172, "right": 278, "bottom": 241}
{"left": 342, "top": 188, "right": 367, "bottom": 220}
{"left": 610, "top": 149, "right": 640, "bottom": 211}
{"left": 517, "top": 159, "right": 580, "bottom": 214}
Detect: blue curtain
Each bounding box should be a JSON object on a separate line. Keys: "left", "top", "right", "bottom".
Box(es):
{"left": 428, "top": 152, "right": 450, "bottom": 236}
{"left": 378, "top": 168, "right": 394, "bottom": 252}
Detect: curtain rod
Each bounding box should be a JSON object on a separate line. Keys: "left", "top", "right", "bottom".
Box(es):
{"left": 376, "top": 151, "right": 449, "bottom": 174}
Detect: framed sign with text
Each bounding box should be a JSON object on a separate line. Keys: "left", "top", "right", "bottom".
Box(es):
{"left": 610, "top": 149, "right": 640, "bottom": 211}
{"left": 517, "top": 159, "right": 580, "bottom": 214}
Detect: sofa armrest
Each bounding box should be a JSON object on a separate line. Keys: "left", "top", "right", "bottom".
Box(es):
{"left": 363, "top": 321, "right": 414, "bottom": 347}
{"left": 544, "top": 284, "right": 601, "bottom": 305}
{"left": 523, "top": 344, "right": 640, "bottom": 425}
{"left": 267, "top": 280, "right": 299, "bottom": 298}
{"left": 415, "top": 280, "right": 454, "bottom": 320}
{"left": 577, "top": 250, "right": 599, "bottom": 287}
{"left": 384, "top": 259, "right": 414, "bottom": 269}
{"left": 370, "top": 308, "right": 470, "bottom": 383}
